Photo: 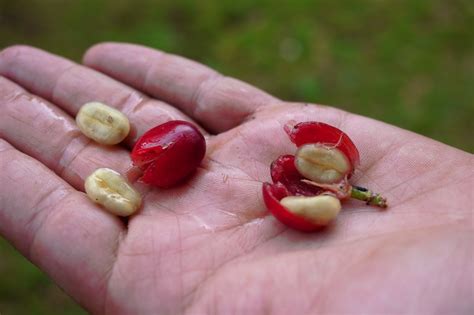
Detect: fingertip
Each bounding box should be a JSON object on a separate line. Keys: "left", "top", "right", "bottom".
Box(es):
{"left": 82, "top": 42, "right": 159, "bottom": 66}
{"left": 82, "top": 42, "right": 113, "bottom": 66}
{"left": 0, "top": 45, "right": 32, "bottom": 74}
{"left": 1, "top": 44, "right": 33, "bottom": 58}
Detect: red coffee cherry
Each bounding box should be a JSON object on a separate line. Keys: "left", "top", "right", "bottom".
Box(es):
{"left": 131, "top": 120, "right": 206, "bottom": 188}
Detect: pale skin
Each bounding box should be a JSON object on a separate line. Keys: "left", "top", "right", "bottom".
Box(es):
{"left": 0, "top": 43, "right": 472, "bottom": 315}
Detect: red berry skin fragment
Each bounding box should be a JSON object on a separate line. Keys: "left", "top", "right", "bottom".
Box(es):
{"left": 284, "top": 121, "right": 360, "bottom": 172}
{"left": 131, "top": 120, "right": 206, "bottom": 188}
{"left": 262, "top": 182, "right": 324, "bottom": 232}
{"left": 270, "top": 155, "right": 323, "bottom": 196}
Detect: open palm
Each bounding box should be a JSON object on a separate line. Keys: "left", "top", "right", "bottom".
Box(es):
{"left": 0, "top": 44, "right": 472, "bottom": 315}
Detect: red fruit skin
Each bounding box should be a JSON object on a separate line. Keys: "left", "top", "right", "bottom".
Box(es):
{"left": 270, "top": 155, "right": 323, "bottom": 196}
{"left": 284, "top": 121, "right": 360, "bottom": 172}
{"left": 262, "top": 182, "right": 324, "bottom": 232}
{"left": 131, "top": 120, "right": 206, "bottom": 188}
{"left": 262, "top": 121, "right": 360, "bottom": 231}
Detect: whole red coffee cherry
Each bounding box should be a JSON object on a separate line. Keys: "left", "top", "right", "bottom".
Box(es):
{"left": 131, "top": 120, "right": 206, "bottom": 188}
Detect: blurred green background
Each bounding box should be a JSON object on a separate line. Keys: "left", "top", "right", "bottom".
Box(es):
{"left": 0, "top": 0, "right": 472, "bottom": 313}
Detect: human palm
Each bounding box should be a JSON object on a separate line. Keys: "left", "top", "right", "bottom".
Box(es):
{"left": 0, "top": 44, "right": 471, "bottom": 315}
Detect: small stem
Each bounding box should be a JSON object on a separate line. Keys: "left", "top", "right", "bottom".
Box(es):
{"left": 125, "top": 165, "right": 144, "bottom": 184}
{"left": 350, "top": 185, "right": 388, "bottom": 208}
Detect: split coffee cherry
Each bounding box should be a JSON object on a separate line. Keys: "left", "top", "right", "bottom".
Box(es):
{"left": 130, "top": 120, "right": 206, "bottom": 188}
{"left": 263, "top": 121, "right": 387, "bottom": 232}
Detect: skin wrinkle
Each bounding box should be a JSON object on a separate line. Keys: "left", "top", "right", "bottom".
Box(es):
{"left": 152, "top": 227, "right": 161, "bottom": 314}
{"left": 248, "top": 102, "right": 284, "bottom": 124}
{"left": 354, "top": 171, "right": 394, "bottom": 204}
{"left": 181, "top": 256, "right": 210, "bottom": 312}
{"left": 295, "top": 260, "right": 317, "bottom": 314}
{"left": 354, "top": 141, "right": 469, "bottom": 208}
{"left": 54, "top": 207, "right": 123, "bottom": 315}
{"left": 315, "top": 239, "right": 387, "bottom": 309}
{"left": 57, "top": 133, "right": 91, "bottom": 180}
{"left": 0, "top": 146, "right": 70, "bottom": 251}
{"left": 198, "top": 193, "right": 261, "bottom": 228}
{"left": 83, "top": 226, "right": 126, "bottom": 314}
{"left": 261, "top": 219, "right": 439, "bottom": 266}
{"left": 0, "top": 86, "right": 28, "bottom": 104}
{"left": 106, "top": 89, "right": 148, "bottom": 115}
{"left": 50, "top": 63, "right": 77, "bottom": 104}
{"left": 2, "top": 93, "right": 89, "bottom": 177}
{"left": 320, "top": 225, "right": 472, "bottom": 313}
{"left": 189, "top": 72, "right": 223, "bottom": 119}
{"left": 142, "top": 51, "right": 166, "bottom": 94}
{"left": 83, "top": 44, "right": 147, "bottom": 88}
{"left": 207, "top": 129, "right": 269, "bottom": 181}
{"left": 362, "top": 160, "right": 419, "bottom": 196}
{"left": 190, "top": 201, "right": 236, "bottom": 220}
{"left": 233, "top": 225, "right": 469, "bottom": 314}
{"left": 184, "top": 227, "right": 288, "bottom": 313}
{"left": 143, "top": 53, "right": 222, "bottom": 133}
{"left": 384, "top": 174, "right": 417, "bottom": 206}
{"left": 2, "top": 97, "right": 38, "bottom": 127}
{"left": 129, "top": 95, "right": 151, "bottom": 114}
{"left": 2, "top": 109, "right": 30, "bottom": 136}
{"left": 203, "top": 78, "right": 276, "bottom": 132}
{"left": 391, "top": 158, "right": 470, "bottom": 205}
{"left": 350, "top": 134, "right": 400, "bottom": 184}
{"left": 342, "top": 202, "right": 467, "bottom": 231}
{"left": 396, "top": 182, "right": 462, "bottom": 209}
{"left": 186, "top": 228, "right": 270, "bottom": 310}
{"left": 182, "top": 159, "right": 258, "bottom": 198}
{"left": 105, "top": 224, "right": 152, "bottom": 315}
{"left": 352, "top": 142, "right": 395, "bottom": 178}
{"left": 143, "top": 52, "right": 208, "bottom": 105}
{"left": 175, "top": 213, "right": 186, "bottom": 315}
{"left": 150, "top": 206, "right": 253, "bottom": 247}
{"left": 26, "top": 191, "right": 78, "bottom": 260}
{"left": 24, "top": 183, "right": 72, "bottom": 247}
{"left": 233, "top": 127, "right": 266, "bottom": 179}
{"left": 101, "top": 229, "right": 126, "bottom": 315}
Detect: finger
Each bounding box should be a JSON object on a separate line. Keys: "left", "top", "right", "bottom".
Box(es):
{"left": 83, "top": 42, "right": 279, "bottom": 132}
{"left": 0, "top": 45, "right": 204, "bottom": 146}
{"left": 0, "top": 76, "right": 131, "bottom": 190}
{"left": 0, "top": 139, "right": 122, "bottom": 314}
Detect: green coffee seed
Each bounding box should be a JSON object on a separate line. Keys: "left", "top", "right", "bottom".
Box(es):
{"left": 76, "top": 102, "right": 130, "bottom": 145}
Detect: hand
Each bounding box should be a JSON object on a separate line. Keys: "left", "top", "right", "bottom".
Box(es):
{"left": 0, "top": 44, "right": 471, "bottom": 315}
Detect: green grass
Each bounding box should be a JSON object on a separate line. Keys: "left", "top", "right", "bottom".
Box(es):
{"left": 0, "top": 0, "right": 472, "bottom": 313}
{"left": 0, "top": 237, "right": 86, "bottom": 314}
